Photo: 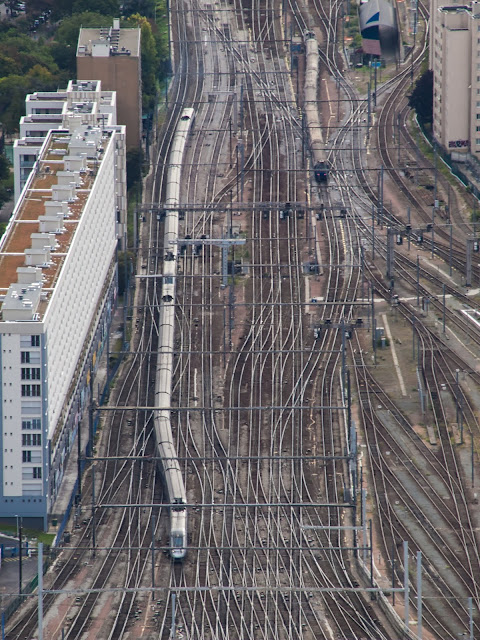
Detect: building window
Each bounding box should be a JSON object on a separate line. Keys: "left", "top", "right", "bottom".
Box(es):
{"left": 21, "top": 384, "right": 41, "bottom": 397}
{"left": 22, "top": 434, "right": 31, "bottom": 446}
{"left": 31, "top": 336, "right": 40, "bottom": 347}
{"left": 21, "top": 352, "right": 30, "bottom": 364}
{"left": 476, "top": 138, "right": 480, "bottom": 144}
{"left": 33, "top": 467, "right": 42, "bottom": 479}
{"left": 32, "top": 434, "right": 41, "bottom": 446}
{"left": 22, "top": 451, "right": 32, "bottom": 462}
{"left": 21, "top": 368, "right": 40, "bottom": 380}
{"left": 22, "top": 419, "right": 41, "bottom": 430}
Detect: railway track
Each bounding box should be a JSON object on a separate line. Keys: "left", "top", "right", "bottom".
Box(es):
{"left": 6, "top": 0, "right": 480, "bottom": 635}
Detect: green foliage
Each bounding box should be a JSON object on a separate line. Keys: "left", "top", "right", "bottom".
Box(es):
{"left": 55, "top": 11, "right": 114, "bottom": 48}
{"left": 0, "top": 1, "right": 170, "bottom": 132}
{"left": 45, "top": 0, "right": 118, "bottom": 18}
{"left": 72, "top": 0, "right": 120, "bottom": 16}
{"left": 122, "top": 0, "right": 156, "bottom": 18}
{"left": 0, "top": 75, "right": 29, "bottom": 132}
{"left": 126, "top": 13, "right": 159, "bottom": 112}
{"left": 153, "top": 0, "right": 169, "bottom": 66}
{"left": 0, "top": 154, "right": 13, "bottom": 210}
{"left": 126, "top": 147, "right": 143, "bottom": 189}
{"left": 47, "top": 40, "right": 76, "bottom": 72}
{"left": 0, "top": 154, "right": 9, "bottom": 181}
{"left": 408, "top": 69, "right": 433, "bottom": 126}
{"left": 117, "top": 250, "right": 135, "bottom": 295}
{"left": 0, "top": 22, "right": 64, "bottom": 132}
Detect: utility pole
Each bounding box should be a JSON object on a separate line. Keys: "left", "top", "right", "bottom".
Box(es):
{"left": 16, "top": 515, "right": 22, "bottom": 596}
{"left": 386, "top": 227, "right": 395, "bottom": 280}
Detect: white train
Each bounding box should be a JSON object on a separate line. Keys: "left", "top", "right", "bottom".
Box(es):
{"left": 154, "top": 108, "right": 195, "bottom": 561}
{"left": 304, "top": 33, "right": 329, "bottom": 183}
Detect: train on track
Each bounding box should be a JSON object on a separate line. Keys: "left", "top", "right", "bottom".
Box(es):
{"left": 304, "top": 32, "right": 329, "bottom": 184}
{"left": 154, "top": 107, "right": 195, "bottom": 561}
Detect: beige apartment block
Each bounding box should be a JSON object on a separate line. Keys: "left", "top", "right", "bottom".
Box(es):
{"left": 430, "top": 2, "right": 480, "bottom": 161}
{"left": 77, "top": 19, "right": 141, "bottom": 151}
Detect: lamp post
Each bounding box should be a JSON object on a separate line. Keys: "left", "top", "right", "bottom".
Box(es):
{"left": 16, "top": 515, "right": 22, "bottom": 596}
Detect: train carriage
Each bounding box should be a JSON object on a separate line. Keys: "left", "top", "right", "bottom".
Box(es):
{"left": 304, "top": 35, "right": 330, "bottom": 184}
{"left": 153, "top": 108, "right": 195, "bottom": 561}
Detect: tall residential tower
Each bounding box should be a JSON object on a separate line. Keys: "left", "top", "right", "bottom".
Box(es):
{"left": 1, "top": 120, "right": 126, "bottom": 528}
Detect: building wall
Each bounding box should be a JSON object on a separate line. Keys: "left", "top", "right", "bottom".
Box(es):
{"left": 438, "top": 23, "right": 470, "bottom": 149}
{"left": 13, "top": 141, "right": 42, "bottom": 203}
{"left": 1, "top": 126, "right": 122, "bottom": 529}
{"left": 469, "top": 17, "right": 480, "bottom": 153}
{"left": 77, "top": 55, "right": 141, "bottom": 150}
{"left": 431, "top": 4, "right": 480, "bottom": 160}
{"left": 44, "top": 135, "right": 117, "bottom": 438}
{"left": 1, "top": 328, "right": 49, "bottom": 526}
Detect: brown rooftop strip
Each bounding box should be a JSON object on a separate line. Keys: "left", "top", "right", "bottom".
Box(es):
{"left": 0, "top": 132, "right": 95, "bottom": 293}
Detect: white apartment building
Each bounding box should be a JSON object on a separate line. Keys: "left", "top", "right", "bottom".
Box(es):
{"left": 14, "top": 80, "right": 117, "bottom": 203}
{"left": 1, "top": 121, "right": 126, "bottom": 528}
{"left": 431, "top": 2, "right": 480, "bottom": 160}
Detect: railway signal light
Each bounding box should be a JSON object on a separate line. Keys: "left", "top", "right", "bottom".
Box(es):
{"left": 281, "top": 202, "right": 292, "bottom": 219}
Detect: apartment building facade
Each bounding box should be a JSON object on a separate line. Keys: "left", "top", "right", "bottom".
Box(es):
{"left": 13, "top": 80, "right": 118, "bottom": 203}
{"left": 1, "top": 122, "right": 126, "bottom": 528}
{"left": 430, "top": 1, "right": 480, "bottom": 160}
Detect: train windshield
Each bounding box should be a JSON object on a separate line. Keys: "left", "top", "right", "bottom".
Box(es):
{"left": 172, "top": 535, "right": 184, "bottom": 548}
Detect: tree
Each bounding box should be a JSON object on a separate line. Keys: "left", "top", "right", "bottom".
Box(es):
{"left": 26, "top": 0, "right": 58, "bottom": 16}
{"left": 25, "top": 63, "right": 57, "bottom": 89}
{"left": 126, "top": 148, "right": 143, "bottom": 189}
{"left": 127, "top": 13, "right": 159, "bottom": 111}
{"left": 0, "top": 154, "right": 10, "bottom": 181}
{"left": 0, "top": 52, "right": 20, "bottom": 76}
{"left": 48, "top": 41, "right": 76, "bottom": 73}
{"left": 72, "top": 0, "right": 120, "bottom": 16}
{"left": 408, "top": 69, "right": 433, "bottom": 126}
{"left": 55, "top": 12, "right": 115, "bottom": 49}
{"left": 0, "top": 32, "right": 60, "bottom": 75}
{"left": 0, "top": 153, "right": 13, "bottom": 209}
{"left": 122, "top": 0, "right": 156, "bottom": 18}
{"left": 0, "top": 75, "right": 29, "bottom": 132}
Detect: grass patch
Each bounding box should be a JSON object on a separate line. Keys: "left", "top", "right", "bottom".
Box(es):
{"left": 0, "top": 522, "right": 55, "bottom": 545}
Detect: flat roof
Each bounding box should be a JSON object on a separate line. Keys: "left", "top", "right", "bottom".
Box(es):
{"left": 77, "top": 26, "right": 141, "bottom": 58}
{"left": 0, "top": 128, "right": 111, "bottom": 321}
